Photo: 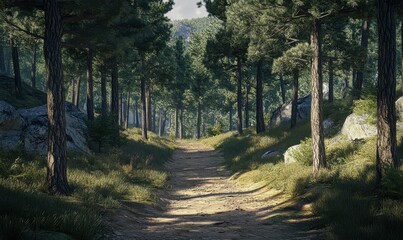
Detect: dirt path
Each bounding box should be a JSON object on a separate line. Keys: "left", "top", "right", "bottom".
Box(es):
{"left": 104, "top": 142, "right": 323, "bottom": 239}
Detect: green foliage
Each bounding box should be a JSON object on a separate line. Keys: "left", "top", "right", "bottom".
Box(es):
{"left": 0, "top": 130, "right": 175, "bottom": 239}
{"left": 353, "top": 95, "right": 377, "bottom": 124}
{"left": 87, "top": 115, "right": 120, "bottom": 152}
{"left": 206, "top": 121, "right": 224, "bottom": 137}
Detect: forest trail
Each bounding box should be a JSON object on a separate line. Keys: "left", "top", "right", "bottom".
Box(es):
{"left": 104, "top": 142, "right": 323, "bottom": 239}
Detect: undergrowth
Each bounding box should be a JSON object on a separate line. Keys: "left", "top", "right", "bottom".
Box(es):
{"left": 0, "top": 129, "right": 175, "bottom": 239}
{"left": 203, "top": 99, "right": 403, "bottom": 239}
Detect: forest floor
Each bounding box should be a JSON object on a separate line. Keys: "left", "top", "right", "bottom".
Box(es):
{"left": 104, "top": 142, "right": 324, "bottom": 239}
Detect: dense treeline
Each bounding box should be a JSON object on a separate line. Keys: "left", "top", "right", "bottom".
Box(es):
{"left": 0, "top": 0, "right": 402, "bottom": 196}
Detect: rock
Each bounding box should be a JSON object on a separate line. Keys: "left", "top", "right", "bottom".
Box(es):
{"left": 323, "top": 118, "right": 334, "bottom": 131}
{"left": 283, "top": 144, "right": 302, "bottom": 164}
{"left": 0, "top": 100, "right": 25, "bottom": 131}
{"left": 232, "top": 132, "right": 239, "bottom": 137}
{"left": 0, "top": 101, "right": 91, "bottom": 154}
{"left": 261, "top": 150, "right": 282, "bottom": 159}
{"left": 396, "top": 97, "right": 403, "bottom": 122}
{"left": 341, "top": 113, "right": 376, "bottom": 140}
{"left": 269, "top": 95, "right": 311, "bottom": 127}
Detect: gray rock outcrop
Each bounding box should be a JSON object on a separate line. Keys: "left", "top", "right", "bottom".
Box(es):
{"left": 0, "top": 101, "right": 90, "bottom": 154}
{"left": 269, "top": 95, "right": 311, "bottom": 127}
{"left": 341, "top": 113, "right": 376, "bottom": 140}
{"left": 396, "top": 97, "right": 403, "bottom": 122}
{"left": 261, "top": 150, "right": 282, "bottom": 160}
{"left": 283, "top": 144, "right": 301, "bottom": 164}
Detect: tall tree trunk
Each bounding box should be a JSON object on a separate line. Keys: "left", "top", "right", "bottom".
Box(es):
{"left": 175, "top": 108, "right": 179, "bottom": 138}
{"left": 11, "top": 39, "right": 22, "bottom": 99}
{"left": 101, "top": 69, "right": 107, "bottom": 117}
{"left": 311, "top": 19, "right": 326, "bottom": 177}
{"left": 328, "top": 58, "right": 334, "bottom": 103}
{"left": 152, "top": 103, "right": 156, "bottom": 132}
{"left": 202, "top": 112, "right": 207, "bottom": 137}
{"left": 119, "top": 91, "right": 123, "bottom": 126}
{"left": 71, "top": 78, "right": 75, "bottom": 104}
{"left": 291, "top": 69, "right": 299, "bottom": 129}
{"left": 256, "top": 61, "right": 265, "bottom": 133}
{"left": 6, "top": 50, "right": 11, "bottom": 76}
{"left": 145, "top": 85, "right": 151, "bottom": 131}
{"left": 197, "top": 101, "right": 202, "bottom": 139}
{"left": 229, "top": 104, "right": 233, "bottom": 131}
{"left": 245, "top": 81, "right": 250, "bottom": 128}
{"left": 74, "top": 75, "right": 81, "bottom": 109}
{"left": 236, "top": 56, "right": 243, "bottom": 134}
{"left": 0, "top": 45, "right": 5, "bottom": 73}
{"left": 111, "top": 60, "right": 119, "bottom": 125}
{"left": 44, "top": 0, "right": 70, "bottom": 195}
{"left": 159, "top": 111, "right": 164, "bottom": 136}
{"left": 86, "top": 49, "right": 94, "bottom": 121}
{"left": 125, "top": 91, "right": 131, "bottom": 129}
{"left": 31, "top": 44, "right": 37, "bottom": 88}
{"left": 140, "top": 52, "right": 148, "bottom": 139}
{"left": 279, "top": 74, "right": 286, "bottom": 104}
{"left": 135, "top": 98, "right": 139, "bottom": 128}
{"left": 376, "top": 0, "right": 398, "bottom": 185}
{"left": 355, "top": 20, "right": 370, "bottom": 99}
{"left": 180, "top": 108, "right": 184, "bottom": 139}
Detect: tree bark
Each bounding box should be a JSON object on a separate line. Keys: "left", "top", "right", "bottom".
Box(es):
{"left": 175, "top": 108, "right": 179, "bottom": 138}
{"left": 376, "top": 0, "right": 398, "bottom": 185}
{"left": 145, "top": 85, "right": 151, "bottom": 131}
{"left": 125, "top": 91, "right": 130, "bottom": 129}
{"left": 0, "top": 45, "right": 5, "bottom": 73}
{"left": 328, "top": 58, "right": 334, "bottom": 103}
{"left": 280, "top": 74, "right": 286, "bottom": 104}
{"left": 256, "top": 61, "right": 265, "bottom": 133}
{"left": 44, "top": 0, "right": 70, "bottom": 195}
{"left": 197, "top": 101, "right": 202, "bottom": 139}
{"left": 159, "top": 111, "right": 164, "bottom": 136}
{"left": 140, "top": 52, "right": 148, "bottom": 139}
{"left": 135, "top": 98, "right": 139, "bottom": 128}
{"left": 245, "top": 81, "right": 250, "bottom": 128}
{"left": 111, "top": 60, "right": 119, "bottom": 125}
{"left": 229, "top": 104, "right": 233, "bottom": 131}
{"left": 11, "top": 39, "right": 22, "bottom": 99}
{"left": 236, "top": 56, "right": 243, "bottom": 134}
{"left": 86, "top": 48, "right": 94, "bottom": 121}
{"left": 401, "top": 21, "right": 403, "bottom": 96}
{"left": 180, "top": 108, "right": 184, "bottom": 139}
{"left": 152, "top": 103, "right": 156, "bottom": 132}
{"left": 74, "top": 75, "right": 81, "bottom": 109}
{"left": 71, "top": 78, "right": 75, "bottom": 104}
{"left": 101, "top": 69, "right": 107, "bottom": 117}
{"left": 311, "top": 19, "right": 326, "bottom": 177}
{"left": 355, "top": 20, "right": 370, "bottom": 99}
{"left": 291, "top": 69, "right": 299, "bottom": 129}
{"left": 31, "top": 44, "right": 37, "bottom": 89}
{"left": 119, "top": 91, "right": 123, "bottom": 126}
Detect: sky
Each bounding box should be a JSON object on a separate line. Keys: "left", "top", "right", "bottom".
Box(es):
{"left": 165, "top": 0, "right": 208, "bottom": 20}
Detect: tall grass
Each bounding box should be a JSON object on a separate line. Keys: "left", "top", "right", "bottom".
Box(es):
{"left": 0, "top": 129, "right": 175, "bottom": 239}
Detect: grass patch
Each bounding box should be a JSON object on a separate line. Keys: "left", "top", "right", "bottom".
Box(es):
{"left": 203, "top": 103, "right": 402, "bottom": 239}
{"left": 0, "top": 75, "right": 47, "bottom": 108}
{"left": 0, "top": 129, "right": 175, "bottom": 239}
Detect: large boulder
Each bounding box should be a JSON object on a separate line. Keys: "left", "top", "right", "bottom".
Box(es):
{"left": 269, "top": 95, "right": 311, "bottom": 127}
{"left": 283, "top": 144, "right": 302, "bottom": 164}
{"left": 341, "top": 113, "right": 376, "bottom": 140}
{"left": 395, "top": 97, "right": 403, "bottom": 122}
{"left": 0, "top": 101, "right": 24, "bottom": 148}
{"left": 18, "top": 102, "right": 90, "bottom": 154}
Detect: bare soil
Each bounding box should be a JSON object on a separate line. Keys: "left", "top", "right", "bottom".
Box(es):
{"left": 104, "top": 142, "right": 324, "bottom": 239}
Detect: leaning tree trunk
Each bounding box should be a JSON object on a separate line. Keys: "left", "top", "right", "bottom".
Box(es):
{"left": 376, "top": 0, "right": 398, "bottom": 185}
{"left": 101, "top": 69, "right": 107, "bottom": 117}
{"left": 44, "top": 0, "right": 70, "bottom": 195}
{"left": 311, "top": 19, "right": 326, "bottom": 177}
{"left": 11, "top": 39, "right": 22, "bottom": 99}
{"left": 140, "top": 52, "right": 148, "bottom": 139}
{"left": 355, "top": 20, "right": 370, "bottom": 100}
{"left": 279, "top": 74, "right": 286, "bottom": 104}
{"left": 74, "top": 75, "right": 81, "bottom": 109}
{"left": 31, "top": 44, "right": 37, "bottom": 89}
{"left": 245, "top": 82, "right": 250, "bottom": 128}
{"left": 328, "top": 58, "right": 334, "bottom": 103}
{"left": 236, "top": 56, "right": 243, "bottom": 134}
{"left": 86, "top": 48, "right": 94, "bottom": 121}
{"left": 111, "top": 60, "right": 119, "bottom": 125}
{"left": 256, "top": 61, "right": 265, "bottom": 133}
{"left": 291, "top": 69, "right": 299, "bottom": 129}
{"left": 197, "top": 101, "right": 202, "bottom": 139}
